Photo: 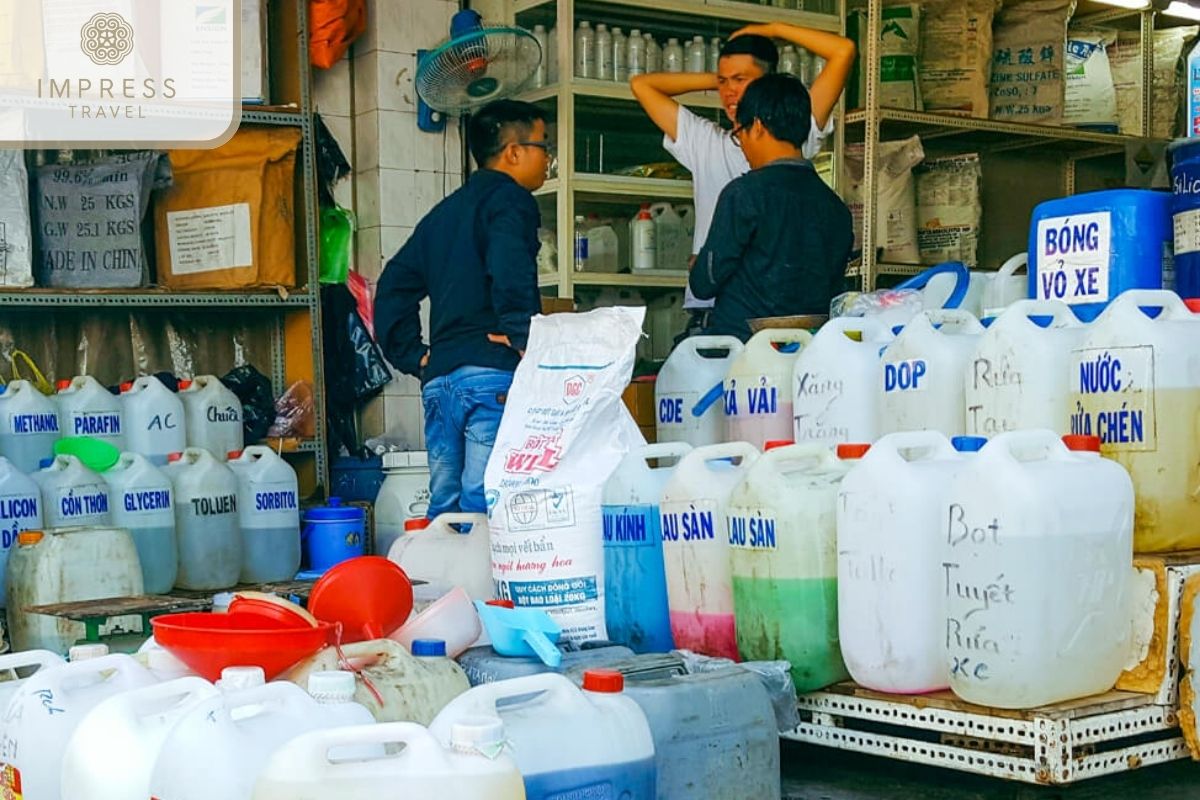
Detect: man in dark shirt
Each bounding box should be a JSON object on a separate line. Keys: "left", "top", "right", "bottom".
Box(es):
{"left": 374, "top": 99, "right": 549, "bottom": 516}
{"left": 690, "top": 73, "right": 853, "bottom": 342}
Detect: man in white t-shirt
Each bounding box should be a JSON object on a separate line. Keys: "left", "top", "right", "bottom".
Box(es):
{"left": 631, "top": 23, "right": 855, "bottom": 335}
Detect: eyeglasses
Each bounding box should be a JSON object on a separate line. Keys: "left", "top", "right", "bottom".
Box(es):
{"left": 515, "top": 140, "right": 555, "bottom": 156}
{"left": 730, "top": 125, "right": 745, "bottom": 144}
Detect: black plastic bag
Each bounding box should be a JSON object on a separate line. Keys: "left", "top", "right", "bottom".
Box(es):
{"left": 322, "top": 284, "right": 392, "bottom": 457}
{"left": 222, "top": 364, "right": 275, "bottom": 443}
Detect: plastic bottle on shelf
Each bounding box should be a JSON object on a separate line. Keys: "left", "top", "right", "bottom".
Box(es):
{"left": 56, "top": 375, "right": 125, "bottom": 449}
{"left": 548, "top": 27, "right": 558, "bottom": 83}
{"left": 645, "top": 34, "right": 661, "bottom": 73}
{"left": 708, "top": 37, "right": 721, "bottom": 73}
{"left": 585, "top": 216, "right": 619, "bottom": 273}
{"left": 686, "top": 36, "right": 706, "bottom": 73}
{"left": 574, "top": 21, "right": 594, "bottom": 79}
{"left": 595, "top": 23, "right": 613, "bottom": 81}
{"left": 573, "top": 215, "right": 589, "bottom": 272}
{"left": 663, "top": 38, "right": 683, "bottom": 73}
{"left": 0, "top": 380, "right": 60, "bottom": 474}
{"left": 103, "top": 452, "right": 178, "bottom": 594}
{"left": 631, "top": 205, "right": 657, "bottom": 272}
{"left": 779, "top": 45, "right": 800, "bottom": 77}
{"left": 532, "top": 24, "right": 548, "bottom": 88}
{"left": 121, "top": 375, "right": 186, "bottom": 466}
{"left": 649, "top": 202, "right": 686, "bottom": 272}
{"left": 613, "top": 28, "right": 628, "bottom": 82}
{"left": 627, "top": 29, "right": 645, "bottom": 77}
{"left": 797, "top": 46, "right": 814, "bottom": 85}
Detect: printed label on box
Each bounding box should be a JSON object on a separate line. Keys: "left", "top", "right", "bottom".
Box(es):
{"left": 167, "top": 203, "right": 252, "bottom": 275}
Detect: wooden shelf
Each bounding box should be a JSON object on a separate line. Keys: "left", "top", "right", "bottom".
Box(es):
{"left": 540, "top": 271, "right": 689, "bottom": 289}
{"left": 514, "top": 0, "right": 839, "bottom": 30}
{"left": 519, "top": 78, "right": 721, "bottom": 110}
{"left": 538, "top": 173, "right": 693, "bottom": 200}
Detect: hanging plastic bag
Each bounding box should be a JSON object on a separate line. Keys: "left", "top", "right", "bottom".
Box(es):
{"left": 310, "top": 0, "right": 367, "bottom": 69}
{"left": 9, "top": 351, "right": 53, "bottom": 395}
{"left": 319, "top": 205, "right": 355, "bottom": 284}
{"left": 268, "top": 381, "right": 316, "bottom": 439}
{"left": 222, "top": 364, "right": 275, "bottom": 442}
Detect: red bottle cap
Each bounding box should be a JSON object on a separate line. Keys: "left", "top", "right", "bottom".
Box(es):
{"left": 582, "top": 669, "right": 624, "bottom": 693}
{"left": 404, "top": 518, "right": 431, "bottom": 532}
{"left": 837, "top": 443, "right": 871, "bottom": 459}
{"left": 227, "top": 450, "right": 243, "bottom": 460}
{"left": 763, "top": 440, "right": 793, "bottom": 451}
{"left": 1185, "top": 299, "right": 1200, "bottom": 313}
{"left": 484, "top": 599, "right": 515, "bottom": 609}
{"left": 167, "top": 452, "right": 184, "bottom": 463}
{"left": 56, "top": 379, "right": 71, "bottom": 391}
{"left": 1062, "top": 434, "right": 1101, "bottom": 453}
{"left": 119, "top": 381, "right": 133, "bottom": 393}
{"left": 177, "top": 379, "right": 193, "bottom": 390}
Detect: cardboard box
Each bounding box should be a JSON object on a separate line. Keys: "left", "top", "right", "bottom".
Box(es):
{"left": 541, "top": 297, "right": 575, "bottom": 315}
{"left": 622, "top": 377, "right": 657, "bottom": 429}
{"left": 155, "top": 127, "right": 301, "bottom": 289}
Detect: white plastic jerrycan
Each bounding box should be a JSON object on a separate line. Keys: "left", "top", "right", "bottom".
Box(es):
{"left": 6, "top": 526, "right": 144, "bottom": 654}
{"left": 229, "top": 446, "right": 301, "bottom": 583}
{"left": 0, "top": 653, "right": 157, "bottom": 800}
{"left": 728, "top": 444, "right": 856, "bottom": 691}
{"left": 252, "top": 719, "right": 527, "bottom": 800}
{"left": 166, "top": 447, "right": 241, "bottom": 590}
{"left": 34, "top": 454, "right": 111, "bottom": 528}
{"left": 179, "top": 375, "right": 245, "bottom": 459}
{"left": 56, "top": 375, "right": 125, "bottom": 448}
{"left": 964, "top": 299, "right": 1084, "bottom": 438}
{"left": 656, "top": 336, "right": 744, "bottom": 447}
{"left": 373, "top": 450, "right": 431, "bottom": 556}
{"left": 837, "top": 431, "right": 966, "bottom": 694}
{"left": 149, "top": 679, "right": 352, "bottom": 800}
{"left": 61, "top": 676, "right": 219, "bottom": 800}
{"left": 792, "top": 317, "right": 893, "bottom": 446}
{"left": 0, "top": 457, "right": 42, "bottom": 600}
{"left": 120, "top": 376, "right": 186, "bottom": 465}
{"left": 0, "top": 380, "right": 61, "bottom": 473}
{"left": 283, "top": 638, "right": 470, "bottom": 724}
{"left": 725, "top": 329, "right": 813, "bottom": 448}
{"left": 429, "top": 672, "right": 656, "bottom": 800}
{"left": 103, "top": 452, "right": 177, "bottom": 594}
{"left": 942, "top": 431, "right": 1133, "bottom": 709}
{"left": 1069, "top": 289, "right": 1200, "bottom": 552}
{"left": 388, "top": 512, "right": 493, "bottom": 602}
{"left": 880, "top": 309, "right": 984, "bottom": 438}
{"left": 980, "top": 253, "right": 1030, "bottom": 319}
{"left": 660, "top": 442, "right": 759, "bottom": 661}
{"left": 0, "top": 649, "right": 64, "bottom": 714}
{"left": 650, "top": 201, "right": 687, "bottom": 271}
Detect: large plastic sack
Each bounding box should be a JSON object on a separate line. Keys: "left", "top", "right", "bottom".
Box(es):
{"left": 310, "top": 0, "right": 368, "bottom": 69}
{"left": 0, "top": 150, "right": 33, "bottom": 287}
{"left": 486, "top": 307, "right": 647, "bottom": 644}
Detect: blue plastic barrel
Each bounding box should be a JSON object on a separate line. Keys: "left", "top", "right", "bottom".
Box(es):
{"left": 1028, "top": 189, "right": 1170, "bottom": 321}
{"left": 301, "top": 497, "right": 365, "bottom": 573}
{"left": 1170, "top": 139, "right": 1200, "bottom": 299}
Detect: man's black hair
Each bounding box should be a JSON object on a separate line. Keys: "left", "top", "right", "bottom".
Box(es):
{"left": 735, "top": 73, "right": 812, "bottom": 150}
{"left": 467, "top": 99, "right": 547, "bottom": 167}
{"left": 718, "top": 35, "right": 778, "bottom": 74}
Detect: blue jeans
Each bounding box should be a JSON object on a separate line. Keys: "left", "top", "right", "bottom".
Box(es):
{"left": 422, "top": 366, "right": 513, "bottom": 517}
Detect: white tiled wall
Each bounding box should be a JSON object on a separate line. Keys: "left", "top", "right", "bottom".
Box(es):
{"left": 328, "top": 0, "right": 466, "bottom": 445}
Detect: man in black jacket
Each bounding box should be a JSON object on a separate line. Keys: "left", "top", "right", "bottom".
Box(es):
{"left": 374, "top": 100, "right": 549, "bottom": 516}
{"left": 691, "top": 74, "right": 853, "bottom": 342}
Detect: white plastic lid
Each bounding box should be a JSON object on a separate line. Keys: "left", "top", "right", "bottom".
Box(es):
{"left": 219, "top": 666, "right": 266, "bottom": 690}
{"left": 69, "top": 643, "right": 109, "bottom": 661}
{"left": 382, "top": 450, "right": 429, "bottom": 471}
{"left": 146, "top": 647, "right": 188, "bottom": 673}
{"left": 450, "top": 715, "right": 506, "bottom": 754}
{"left": 308, "top": 670, "right": 357, "bottom": 702}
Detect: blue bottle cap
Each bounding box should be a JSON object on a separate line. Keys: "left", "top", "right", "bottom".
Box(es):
{"left": 411, "top": 639, "right": 447, "bottom": 657}
{"left": 37, "top": 457, "right": 54, "bottom": 469}
{"left": 952, "top": 436, "right": 987, "bottom": 453}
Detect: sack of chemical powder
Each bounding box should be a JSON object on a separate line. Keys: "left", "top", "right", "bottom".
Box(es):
{"left": 916, "top": 153, "right": 983, "bottom": 267}
{"left": 1111, "top": 27, "right": 1198, "bottom": 138}
{"left": 842, "top": 135, "right": 925, "bottom": 265}
{"left": 989, "top": 0, "right": 1074, "bottom": 126}
{"left": 917, "top": 0, "right": 1001, "bottom": 118}
{"left": 486, "top": 306, "right": 646, "bottom": 644}
{"left": 847, "top": 4, "right": 922, "bottom": 112}
{"left": 0, "top": 150, "right": 34, "bottom": 287}
{"left": 1064, "top": 29, "right": 1119, "bottom": 131}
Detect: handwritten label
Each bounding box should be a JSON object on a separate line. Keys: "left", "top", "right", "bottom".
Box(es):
{"left": 793, "top": 370, "right": 849, "bottom": 443}
{"left": 943, "top": 502, "right": 1008, "bottom": 684}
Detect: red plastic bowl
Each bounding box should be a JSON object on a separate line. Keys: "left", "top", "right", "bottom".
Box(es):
{"left": 151, "top": 612, "right": 334, "bottom": 681}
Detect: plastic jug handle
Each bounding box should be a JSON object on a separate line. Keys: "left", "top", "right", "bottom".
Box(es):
{"left": 895, "top": 261, "right": 969, "bottom": 309}
{"left": 50, "top": 653, "right": 147, "bottom": 692}
{"left": 820, "top": 315, "right": 889, "bottom": 341}
{"left": 690, "top": 382, "right": 725, "bottom": 418}
{"left": 923, "top": 307, "right": 984, "bottom": 333}
{"left": 635, "top": 442, "right": 693, "bottom": 467}
{"left": 292, "top": 721, "right": 445, "bottom": 767}
{"left": 238, "top": 445, "right": 274, "bottom": 461}
{"left": 1104, "top": 289, "right": 1192, "bottom": 320}
{"left": 125, "top": 676, "right": 214, "bottom": 717}
{"left": 746, "top": 328, "right": 813, "bottom": 359}
{"left": 523, "top": 630, "right": 565, "bottom": 668}
{"left": 999, "top": 299, "right": 1078, "bottom": 328}
{"left": 682, "top": 335, "right": 745, "bottom": 358}
{"left": 692, "top": 441, "right": 760, "bottom": 468}
{"left": 759, "top": 442, "right": 841, "bottom": 473}
{"left": 981, "top": 429, "right": 1068, "bottom": 464}
{"left": 428, "top": 512, "right": 488, "bottom": 532}
{"left": 0, "top": 649, "right": 63, "bottom": 677}
{"left": 996, "top": 253, "right": 1028, "bottom": 278}
{"left": 436, "top": 673, "right": 587, "bottom": 719}
{"left": 872, "top": 431, "right": 958, "bottom": 463}
{"left": 220, "top": 681, "right": 310, "bottom": 718}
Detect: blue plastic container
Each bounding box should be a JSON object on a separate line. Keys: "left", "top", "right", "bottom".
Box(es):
{"left": 329, "top": 456, "right": 384, "bottom": 502}
{"left": 1028, "top": 189, "right": 1171, "bottom": 321}
{"left": 301, "top": 497, "right": 365, "bottom": 573}
{"left": 1170, "top": 139, "right": 1200, "bottom": 299}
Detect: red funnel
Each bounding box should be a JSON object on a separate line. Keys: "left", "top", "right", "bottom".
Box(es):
{"left": 308, "top": 556, "right": 414, "bottom": 643}
{"left": 151, "top": 613, "right": 334, "bottom": 681}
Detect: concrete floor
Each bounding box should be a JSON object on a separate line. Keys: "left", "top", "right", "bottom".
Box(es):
{"left": 780, "top": 742, "right": 1200, "bottom": 799}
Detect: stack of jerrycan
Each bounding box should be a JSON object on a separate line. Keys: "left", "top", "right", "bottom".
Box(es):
{"left": 0, "top": 653, "right": 157, "bottom": 799}
{"left": 166, "top": 447, "right": 241, "bottom": 590}
{"left": 837, "top": 431, "right": 968, "bottom": 694}
{"left": 724, "top": 330, "right": 811, "bottom": 448}
{"left": 601, "top": 442, "right": 690, "bottom": 653}
{"left": 942, "top": 432, "right": 1133, "bottom": 708}
{"left": 964, "top": 299, "right": 1085, "bottom": 437}
{"left": 0, "top": 380, "right": 60, "bottom": 472}
{"left": 660, "top": 442, "right": 759, "bottom": 660}
{"left": 728, "top": 443, "right": 869, "bottom": 691}
{"left": 388, "top": 513, "right": 493, "bottom": 601}
{"left": 373, "top": 451, "right": 431, "bottom": 556}
{"left": 103, "top": 452, "right": 177, "bottom": 594}
{"left": 56, "top": 375, "right": 125, "bottom": 449}
{"left": 429, "top": 671, "right": 656, "bottom": 800}
{"left": 655, "top": 336, "right": 743, "bottom": 447}
{"left": 791, "top": 318, "right": 893, "bottom": 446}
{"left": 33, "top": 454, "right": 111, "bottom": 528}
{"left": 880, "top": 309, "right": 984, "bottom": 437}
{"left": 457, "top": 640, "right": 635, "bottom": 687}
{"left": 120, "top": 376, "right": 186, "bottom": 466}
{"left": 567, "top": 653, "right": 780, "bottom": 800}
{"left": 1069, "top": 290, "right": 1200, "bottom": 552}
{"left": 180, "top": 376, "right": 245, "bottom": 459}
{"left": 0, "top": 457, "right": 42, "bottom": 600}
{"left": 229, "top": 446, "right": 301, "bottom": 583}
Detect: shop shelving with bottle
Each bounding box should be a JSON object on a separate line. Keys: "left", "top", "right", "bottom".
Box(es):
{"left": 475, "top": 0, "right": 845, "bottom": 306}
{"left": 847, "top": 0, "right": 1176, "bottom": 289}
{"left": 5, "top": 0, "right": 330, "bottom": 494}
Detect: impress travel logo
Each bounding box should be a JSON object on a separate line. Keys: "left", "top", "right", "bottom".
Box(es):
{"left": 0, "top": 1, "right": 241, "bottom": 147}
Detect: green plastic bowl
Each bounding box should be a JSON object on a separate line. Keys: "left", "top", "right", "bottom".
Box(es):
{"left": 54, "top": 437, "right": 121, "bottom": 472}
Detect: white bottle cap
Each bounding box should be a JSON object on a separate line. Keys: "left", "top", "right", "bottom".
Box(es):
{"left": 219, "top": 666, "right": 266, "bottom": 690}
{"left": 631, "top": 28, "right": 641, "bottom": 36}
{"left": 146, "top": 647, "right": 188, "bottom": 673}
{"left": 668, "top": 37, "right": 679, "bottom": 44}
{"left": 308, "top": 670, "right": 357, "bottom": 703}
{"left": 597, "top": 23, "right": 607, "bottom": 31}
{"left": 694, "top": 35, "right": 704, "bottom": 42}
{"left": 450, "top": 715, "right": 507, "bottom": 754}
{"left": 68, "top": 643, "right": 109, "bottom": 661}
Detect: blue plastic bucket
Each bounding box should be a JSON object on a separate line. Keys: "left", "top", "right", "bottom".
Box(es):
{"left": 1170, "top": 139, "right": 1200, "bottom": 299}
{"left": 302, "top": 497, "right": 365, "bottom": 573}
